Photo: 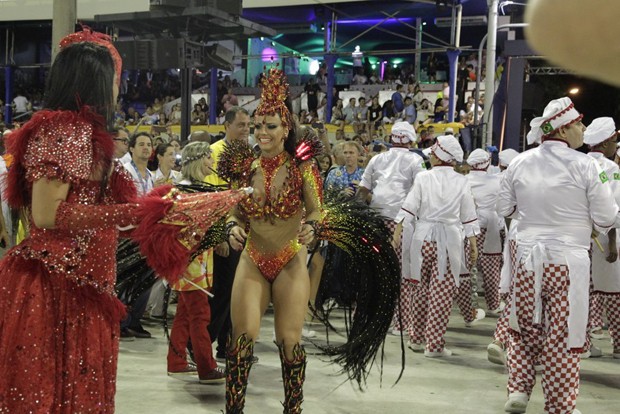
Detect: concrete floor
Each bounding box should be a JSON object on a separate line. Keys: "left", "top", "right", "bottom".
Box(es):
{"left": 115, "top": 307, "right": 620, "bottom": 414}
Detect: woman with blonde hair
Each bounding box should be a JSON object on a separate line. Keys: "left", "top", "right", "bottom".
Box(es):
{"left": 166, "top": 141, "right": 226, "bottom": 384}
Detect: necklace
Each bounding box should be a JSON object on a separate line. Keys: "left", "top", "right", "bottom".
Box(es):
{"left": 259, "top": 151, "right": 287, "bottom": 203}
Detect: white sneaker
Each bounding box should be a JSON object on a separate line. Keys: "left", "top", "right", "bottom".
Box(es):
{"left": 390, "top": 328, "right": 404, "bottom": 336}
{"left": 572, "top": 409, "right": 582, "bottom": 414}
{"left": 407, "top": 341, "right": 425, "bottom": 353}
{"left": 465, "top": 309, "right": 486, "bottom": 327}
{"left": 424, "top": 347, "right": 452, "bottom": 358}
{"left": 589, "top": 327, "right": 605, "bottom": 340}
{"left": 504, "top": 392, "right": 529, "bottom": 413}
{"left": 581, "top": 345, "right": 603, "bottom": 359}
{"left": 487, "top": 341, "right": 506, "bottom": 366}
{"left": 613, "top": 347, "right": 620, "bottom": 359}
{"left": 301, "top": 328, "right": 316, "bottom": 339}
{"left": 487, "top": 302, "right": 506, "bottom": 317}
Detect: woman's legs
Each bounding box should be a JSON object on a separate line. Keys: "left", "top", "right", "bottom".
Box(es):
{"left": 226, "top": 252, "right": 272, "bottom": 414}
{"left": 273, "top": 250, "right": 310, "bottom": 414}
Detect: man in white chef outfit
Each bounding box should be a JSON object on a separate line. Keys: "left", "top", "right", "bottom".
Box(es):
{"left": 466, "top": 149, "right": 504, "bottom": 315}
{"left": 499, "top": 149, "right": 520, "bottom": 171}
{"left": 357, "top": 122, "right": 426, "bottom": 337}
{"left": 396, "top": 135, "right": 479, "bottom": 357}
{"left": 498, "top": 97, "right": 620, "bottom": 414}
{"left": 583, "top": 117, "right": 620, "bottom": 359}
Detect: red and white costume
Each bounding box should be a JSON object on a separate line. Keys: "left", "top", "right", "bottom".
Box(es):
{"left": 466, "top": 149, "right": 504, "bottom": 312}
{"left": 497, "top": 98, "right": 620, "bottom": 413}
{"left": 584, "top": 117, "right": 620, "bottom": 354}
{"left": 359, "top": 122, "right": 425, "bottom": 333}
{"left": 397, "top": 135, "right": 479, "bottom": 354}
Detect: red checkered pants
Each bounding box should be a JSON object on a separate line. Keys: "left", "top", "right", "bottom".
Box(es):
{"left": 454, "top": 238, "right": 475, "bottom": 323}
{"left": 476, "top": 228, "right": 502, "bottom": 311}
{"left": 494, "top": 240, "right": 517, "bottom": 344}
{"left": 384, "top": 219, "right": 408, "bottom": 331}
{"left": 507, "top": 262, "right": 580, "bottom": 414}
{"left": 602, "top": 294, "right": 620, "bottom": 348}
{"left": 409, "top": 241, "right": 456, "bottom": 352}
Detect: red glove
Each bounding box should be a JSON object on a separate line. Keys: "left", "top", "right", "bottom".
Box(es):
{"left": 55, "top": 201, "right": 139, "bottom": 232}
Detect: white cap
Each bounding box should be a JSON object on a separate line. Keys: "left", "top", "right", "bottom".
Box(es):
{"left": 583, "top": 117, "right": 617, "bottom": 146}
{"left": 390, "top": 121, "right": 417, "bottom": 144}
{"left": 529, "top": 97, "right": 582, "bottom": 143}
{"left": 432, "top": 135, "right": 463, "bottom": 163}
{"left": 444, "top": 127, "right": 454, "bottom": 135}
{"left": 498, "top": 148, "right": 519, "bottom": 167}
{"left": 466, "top": 148, "right": 490, "bottom": 169}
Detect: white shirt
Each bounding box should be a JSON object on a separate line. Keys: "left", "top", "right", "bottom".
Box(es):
{"left": 13, "top": 95, "right": 29, "bottom": 113}
{"left": 153, "top": 168, "right": 181, "bottom": 184}
{"left": 397, "top": 166, "right": 479, "bottom": 283}
{"left": 497, "top": 140, "right": 620, "bottom": 347}
{"left": 588, "top": 151, "right": 620, "bottom": 293}
{"left": 360, "top": 148, "right": 426, "bottom": 220}
{"left": 123, "top": 161, "right": 154, "bottom": 196}
{"left": 467, "top": 169, "right": 503, "bottom": 253}
{"left": 498, "top": 141, "right": 619, "bottom": 249}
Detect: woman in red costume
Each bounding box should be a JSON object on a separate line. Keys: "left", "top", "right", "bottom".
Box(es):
{"left": 0, "top": 31, "right": 138, "bottom": 413}
{"left": 223, "top": 68, "right": 322, "bottom": 414}
{"left": 0, "top": 29, "right": 248, "bottom": 413}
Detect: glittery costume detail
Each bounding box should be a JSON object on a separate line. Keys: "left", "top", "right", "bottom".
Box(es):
{"left": 226, "top": 334, "right": 255, "bottom": 414}
{"left": 131, "top": 185, "right": 250, "bottom": 282}
{"left": 239, "top": 152, "right": 303, "bottom": 221}
{"left": 0, "top": 109, "right": 135, "bottom": 413}
{"left": 278, "top": 343, "right": 306, "bottom": 414}
{"left": 256, "top": 66, "right": 293, "bottom": 132}
{"left": 247, "top": 236, "right": 302, "bottom": 282}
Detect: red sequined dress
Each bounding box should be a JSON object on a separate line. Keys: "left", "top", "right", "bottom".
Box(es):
{"left": 0, "top": 110, "right": 137, "bottom": 413}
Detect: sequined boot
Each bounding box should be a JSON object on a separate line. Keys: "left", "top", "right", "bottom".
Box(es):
{"left": 278, "top": 342, "right": 306, "bottom": 414}
{"left": 226, "top": 334, "right": 255, "bottom": 414}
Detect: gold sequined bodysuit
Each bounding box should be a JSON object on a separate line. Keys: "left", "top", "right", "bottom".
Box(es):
{"left": 235, "top": 151, "right": 322, "bottom": 282}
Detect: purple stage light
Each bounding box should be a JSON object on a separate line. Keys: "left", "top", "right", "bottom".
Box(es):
{"left": 262, "top": 47, "right": 279, "bottom": 62}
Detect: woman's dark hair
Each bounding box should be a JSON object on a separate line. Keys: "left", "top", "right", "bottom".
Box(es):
{"left": 316, "top": 153, "right": 332, "bottom": 173}
{"left": 45, "top": 42, "right": 116, "bottom": 128}
{"left": 284, "top": 97, "right": 298, "bottom": 156}
{"left": 44, "top": 41, "right": 116, "bottom": 199}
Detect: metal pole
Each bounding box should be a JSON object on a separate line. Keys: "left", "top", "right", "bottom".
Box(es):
{"left": 209, "top": 67, "right": 218, "bottom": 125}
{"left": 473, "top": 22, "right": 528, "bottom": 148}
{"left": 483, "top": 0, "right": 499, "bottom": 147}
{"left": 415, "top": 18, "right": 422, "bottom": 83}
{"left": 447, "top": 50, "right": 460, "bottom": 123}
{"left": 325, "top": 53, "right": 337, "bottom": 123}
{"left": 51, "top": 0, "right": 77, "bottom": 61}
{"left": 180, "top": 67, "right": 192, "bottom": 143}
{"left": 4, "top": 66, "right": 13, "bottom": 126}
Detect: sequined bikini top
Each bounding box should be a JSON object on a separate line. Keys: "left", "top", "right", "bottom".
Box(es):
{"left": 239, "top": 151, "right": 303, "bottom": 221}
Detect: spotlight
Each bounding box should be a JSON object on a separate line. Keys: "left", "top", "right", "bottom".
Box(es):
{"left": 569, "top": 87, "right": 580, "bottom": 95}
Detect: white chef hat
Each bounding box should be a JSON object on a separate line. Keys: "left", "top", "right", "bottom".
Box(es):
{"left": 390, "top": 121, "right": 417, "bottom": 144}
{"left": 526, "top": 129, "right": 540, "bottom": 145}
{"left": 498, "top": 148, "right": 519, "bottom": 167}
{"left": 466, "top": 148, "right": 490, "bottom": 169}
{"left": 432, "top": 135, "right": 463, "bottom": 163}
{"left": 583, "top": 117, "right": 618, "bottom": 146}
{"left": 529, "top": 97, "right": 583, "bottom": 143}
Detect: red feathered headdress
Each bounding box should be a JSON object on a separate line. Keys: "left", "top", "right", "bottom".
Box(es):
{"left": 255, "top": 66, "right": 293, "bottom": 132}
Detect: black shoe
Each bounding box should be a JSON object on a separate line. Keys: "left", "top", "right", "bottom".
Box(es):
{"left": 128, "top": 326, "right": 152, "bottom": 338}
{"left": 120, "top": 328, "right": 135, "bottom": 342}
{"left": 215, "top": 351, "right": 226, "bottom": 361}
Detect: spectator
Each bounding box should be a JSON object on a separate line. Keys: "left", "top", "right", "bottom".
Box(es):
{"left": 112, "top": 127, "right": 130, "bottom": 160}
{"left": 403, "top": 96, "right": 416, "bottom": 124}
{"left": 356, "top": 97, "right": 369, "bottom": 134}
{"left": 392, "top": 83, "right": 405, "bottom": 117}
{"left": 368, "top": 96, "right": 383, "bottom": 137}
{"left": 304, "top": 77, "right": 321, "bottom": 114}
{"left": 343, "top": 97, "right": 358, "bottom": 128}
{"left": 153, "top": 143, "right": 181, "bottom": 185}
{"left": 221, "top": 88, "right": 239, "bottom": 112}
{"left": 382, "top": 100, "right": 397, "bottom": 124}
{"left": 192, "top": 103, "right": 207, "bottom": 125}
{"left": 126, "top": 107, "right": 140, "bottom": 125}
{"left": 12, "top": 92, "right": 30, "bottom": 119}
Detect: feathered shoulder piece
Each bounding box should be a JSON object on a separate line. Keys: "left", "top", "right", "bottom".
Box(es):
{"left": 217, "top": 139, "right": 255, "bottom": 185}
{"left": 294, "top": 126, "right": 324, "bottom": 164}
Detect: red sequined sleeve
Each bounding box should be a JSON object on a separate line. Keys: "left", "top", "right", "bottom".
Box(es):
{"left": 23, "top": 117, "right": 94, "bottom": 184}
{"left": 300, "top": 161, "right": 323, "bottom": 222}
